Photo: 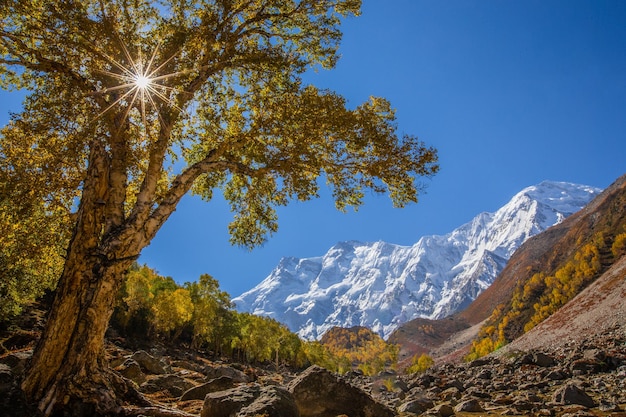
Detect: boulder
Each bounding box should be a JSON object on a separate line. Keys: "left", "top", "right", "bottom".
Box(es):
{"left": 431, "top": 403, "right": 455, "bottom": 417}
{"left": 570, "top": 358, "right": 604, "bottom": 374}
{"left": 398, "top": 395, "right": 434, "bottom": 414}
{"left": 0, "top": 364, "right": 13, "bottom": 392}
{"left": 454, "top": 398, "right": 484, "bottom": 413}
{"left": 238, "top": 386, "right": 299, "bottom": 417}
{"left": 287, "top": 365, "right": 394, "bottom": 417}
{"left": 439, "top": 387, "right": 461, "bottom": 401}
{"left": 531, "top": 352, "right": 556, "bottom": 367}
{"left": 516, "top": 351, "right": 555, "bottom": 367}
{"left": 140, "top": 374, "right": 195, "bottom": 397}
{"left": 204, "top": 364, "right": 250, "bottom": 383}
{"left": 132, "top": 350, "right": 168, "bottom": 375}
{"left": 114, "top": 358, "right": 146, "bottom": 385}
{"left": 201, "top": 384, "right": 260, "bottom": 417}
{"left": 0, "top": 350, "right": 32, "bottom": 376}
{"left": 180, "top": 376, "right": 235, "bottom": 401}
{"left": 552, "top": 383, "right": 596, "bottom": 408}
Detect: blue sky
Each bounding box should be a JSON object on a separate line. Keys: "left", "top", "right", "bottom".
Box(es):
{"left": 2, "top": 1, "right": 625, "bottom": 297}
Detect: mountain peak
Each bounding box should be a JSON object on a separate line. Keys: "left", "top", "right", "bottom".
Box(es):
{"left": 233, "top": 181, "right": 602, "bottom": 340}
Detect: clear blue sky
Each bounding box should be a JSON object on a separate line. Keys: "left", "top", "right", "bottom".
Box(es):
{"left": 2, "top": 1, "right": 625, "bottom": 297}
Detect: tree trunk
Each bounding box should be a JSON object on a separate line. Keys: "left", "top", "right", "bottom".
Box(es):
{"left": 21, "top": 141, "right": 144, "bottom": 416}
{"left": 21, "top": 256, "right": 134, "bottom": 416}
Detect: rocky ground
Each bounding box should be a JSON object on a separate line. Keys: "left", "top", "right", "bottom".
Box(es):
{"left": 1, "top": 300, "right": 625, "bottom": 416}
{"left": 1, "top": 323, "right": 625, "bottom": 416}
{"left": 384, "top": 325, "right": 626, "bottom": 417}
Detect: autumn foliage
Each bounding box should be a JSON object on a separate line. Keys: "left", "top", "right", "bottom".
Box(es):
{"left": 111, "top": 264, "right": 400, "bottom": 373}
{"left": 467, "top": 200, "right": 626, "bottom": 362}
{"left": 320, "top": 326, "right": 398, "bottom": 375}
{"left": 112, "top": 264, "right": 305, "bottom": 367}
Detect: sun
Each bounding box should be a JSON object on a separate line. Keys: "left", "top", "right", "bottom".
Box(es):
{"left": 134, "top": 74, "right": 152, "bottom": 90}
{"left": 91, "top": 41, "right": 183, "bottom": 132}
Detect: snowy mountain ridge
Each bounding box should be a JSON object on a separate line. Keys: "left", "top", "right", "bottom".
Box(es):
{"left": 233, "top": 181, "right": 601, "bottom": 340}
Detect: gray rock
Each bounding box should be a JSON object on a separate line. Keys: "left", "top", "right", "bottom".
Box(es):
{"left": 0, "top": 350, "right": 32, "bottom": 376}
{"left": 454, "top": 398, "right": 483, "bottom": 413}
{"left": 552, "top": 383, "right": 596, "bottom": 408}
{"left": 0, "top": 363, "right": 13, "bottom": 392}
{"left": 201, "top": 384, "right": 260, "bottom": 417}
{"left": 431, "top": 403, "right": 455, "bottom": 417}
{"left": 180, "top": 376, "right": 235, "bottom": 401}
{"left": 204, "top": 364, "right": 250, "bottom": 383}
{"left": 398, "top": 396, "right": 434, "bottom": 414}
{"left": 140, "top": 374, "right": 195, "bottom": 397}
{"left": 115, "top": 358, "right": 146, "bottom": 385}
{"left": 238, "top": 386, "right": 299, "bottom": 417}
{"left": 439, "top": 387, "right": 461, "bottom": 401}
{"left": 546, "top": 368, "right": 568, "bottom": 380}
{"left": 532, "top": 352, "right": 556, "bottom": 367}
{"left": 288, "top": 365, "right": 394, "bottom": 417}
{"left": 132, "top": 350, "right": 167, "bottom": 375}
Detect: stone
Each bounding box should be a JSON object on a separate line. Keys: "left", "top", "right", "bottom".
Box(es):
{"left": 132, "top": 350, "right": 168, "bottom": 375}
{"left": 115, "top": 358, "right": 146, "bottom": 385}
{"left": 201, "top": 384, "right": 260, "bottom": 417}
{"left": 431, "top": 403, "right": 455, "bottom": 417}
{"left": 238, "top": 386, "right": 299, "bottom": 417}
{"left": 0, "top": 363, "right": 13, "bottom": 392}
{"left": 204, "top": 364, "right": 250, "bottom": 383}
{"left": 180, "top": 376, "right": 235, "bottom": 401}
{"left": 598, "top": 400, "right": 622, "bottom": 412}
{"left": 140, "top": 374, "right": 195, "bottom": 397}
{"left": 288, "top": 365, "right": 394, "bottom": 417}
{"left": 439, "top": 387, "right": 461, "bottom": 401}
{"left": 571, "top": 359, "right": 603, "bottom": 374}
{"left": 0, "top": 350, "right": 32, "bottom": 376}
{"left": 532, "top": 352, "right": 556, "bottom": 367}
{"left": 516, "top": 351, "right": 555, "bottom": 367}
{"left": 546, "top": 368, "right": 568, "bottom": 380}
{"left": 454, "top": 398, "right": 483, "bottom": 413}
{"left": 476, "top": 368, "right": 492, "bottom": 379}
{"left": 552, "top": 383, "right": 596, "bottom": 408}
{"left": 398, "top": 395, "right": 434, "bottom": 414}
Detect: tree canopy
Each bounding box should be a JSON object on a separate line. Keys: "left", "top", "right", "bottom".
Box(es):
{"left": 1, "top": 0, "right": 437, "bottom": 253}
{"left": 0, "top": 1, "right": 437, "bottom": 414}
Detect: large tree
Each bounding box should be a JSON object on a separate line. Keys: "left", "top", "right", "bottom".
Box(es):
{"left": 0, "top": 0, "right": 438, "bottom": 415}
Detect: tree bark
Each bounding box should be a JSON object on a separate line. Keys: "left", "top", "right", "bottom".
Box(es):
{"left": 21, "top": 258, "right": 134, "bottom": 416}
{"left": 21, "top": 141, "right": 142, "bottom": 416}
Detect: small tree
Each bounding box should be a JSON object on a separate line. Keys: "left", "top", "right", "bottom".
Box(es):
{"left": 406, "top": 353, "right": 434, "bottom": 374}
{"left": 187, "top": 274, "right": 234, "bottom": 352}
{"left": 0, "top": 1, "right": 438, "bottom": 414}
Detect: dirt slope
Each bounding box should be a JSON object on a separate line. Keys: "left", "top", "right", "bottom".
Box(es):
{"left": 503, "top": 253, "right": 626, "bottom": 352}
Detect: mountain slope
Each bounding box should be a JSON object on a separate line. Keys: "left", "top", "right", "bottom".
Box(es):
{"left": 390, "top": 173, "right": 626, "bottom": 365}
{"left": 233, "top": 181, "right": 601, "bottom": 340}
{"left": 504, "top": 252, "right": 626, "bottom": 353}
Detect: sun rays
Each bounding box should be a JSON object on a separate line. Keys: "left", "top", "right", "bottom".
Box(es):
{"left": 89, "top": 39, "right": 185, "bottom": 136}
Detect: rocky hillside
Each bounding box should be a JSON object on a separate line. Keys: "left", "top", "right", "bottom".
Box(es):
{"left": 391, "top": 173, "right": 626, "bottom": 368}
{"left": 1, "top": 297, "right": 624, "bottom": 417}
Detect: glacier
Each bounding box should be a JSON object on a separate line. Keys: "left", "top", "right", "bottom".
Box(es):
{"left": 232, "top": 181, "right": 601, "bottom": 340}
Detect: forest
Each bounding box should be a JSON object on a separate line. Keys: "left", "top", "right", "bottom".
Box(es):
{"left": 103, "top": 263, "right": 401, "bottom": 376}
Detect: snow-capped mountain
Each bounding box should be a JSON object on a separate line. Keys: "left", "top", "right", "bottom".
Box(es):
{"left": 233, "top": 181, "right": 601, "bottom": 340}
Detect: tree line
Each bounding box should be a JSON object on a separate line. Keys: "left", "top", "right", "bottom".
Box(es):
{"left": 109, "top": 263, "right": 400, "bottom": 375}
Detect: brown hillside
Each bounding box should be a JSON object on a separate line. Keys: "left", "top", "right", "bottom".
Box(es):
{"left": 391, "top": 173, "right": 626, "bottom": 364}
{"left": 459, "top": 173, "right": 626, "bottom": 326}
{"left": 387, "top": 316, "right": 470, "bottom": 368}
{"left": 503, "top": 252, "right": 626, "bottom": 352}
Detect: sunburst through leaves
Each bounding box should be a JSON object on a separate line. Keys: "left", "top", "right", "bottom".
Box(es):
{"left": 91, "top": 40, "right": 183, "bottom": 136}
